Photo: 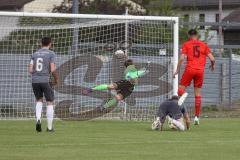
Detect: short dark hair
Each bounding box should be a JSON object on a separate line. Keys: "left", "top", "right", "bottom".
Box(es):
{"left": 41, "top": 37, "right": 52, "bottom": 46}
{"left": 188, "top": 29, "right": 198, "bottom": 36}
{"left": 124, "top": 59, "right": 133, "bottom": 67}
{"left": 171, "top": 95, "right": 179, "bottom": 101}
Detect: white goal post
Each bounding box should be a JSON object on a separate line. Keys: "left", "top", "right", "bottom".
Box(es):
{"left": 0, "top": 11, "right": 178, "bottom": 120}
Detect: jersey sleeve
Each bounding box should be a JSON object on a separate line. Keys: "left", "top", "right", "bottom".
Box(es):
{"left": 50, "top": 52, "right": 56, "bottom": 63}
{"left": 125, "top": 69, "right": 147, "bottom": 80}
{"left": 181, "top": 43, "right": 188, "bottom": 55}
{"left": 29, "top": 55, "right": 34, "bottom": 65}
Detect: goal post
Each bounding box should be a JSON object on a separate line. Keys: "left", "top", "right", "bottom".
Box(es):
{"left": 0, "top": 11, "right": 178, "bottom": 120}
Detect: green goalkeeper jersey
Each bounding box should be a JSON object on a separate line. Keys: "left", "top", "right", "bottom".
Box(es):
{"left": 124, "top": 65, "right": 147, "bottom": 83}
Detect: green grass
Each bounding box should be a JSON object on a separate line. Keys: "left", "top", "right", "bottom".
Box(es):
{"left": 0, "top": 119, "right": 240, "bottom": 160}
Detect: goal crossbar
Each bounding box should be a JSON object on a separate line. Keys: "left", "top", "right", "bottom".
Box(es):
{"left": 0, "top": 11, "right": 178, "bottom": 21}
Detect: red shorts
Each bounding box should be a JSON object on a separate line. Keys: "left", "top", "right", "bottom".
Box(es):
{"left": 180, "top": 68, "right": 204, "bottom": 88}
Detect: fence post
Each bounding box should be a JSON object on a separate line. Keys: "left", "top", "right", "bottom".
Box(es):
{"left": 229, "top": 49, "right": 233, "bottom": 107}
{"left": 220, "top": 63, "right": 226, "bottom": 105}
{"left": 124, "top": 7, "right": 128, "bottom": 120}
{"left": 72, "top": 0, "right": 79, "bottom": 55}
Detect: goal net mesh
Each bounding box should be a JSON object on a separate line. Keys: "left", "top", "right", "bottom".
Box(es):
{"left": 0, "top": 14, "right": 177, "bottom": 120}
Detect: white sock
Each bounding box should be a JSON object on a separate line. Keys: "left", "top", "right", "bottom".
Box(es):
{"left": 172, "top": 119, "right": 185, "bottom": 131}
{"left": 178, "top": 92, "right": 188, "bottom": 106}
{"left": 35, "top": 102, "right": 43, "bottom": 122}
{"left": 46, "top": 105, "right": 54, "bottom": 130}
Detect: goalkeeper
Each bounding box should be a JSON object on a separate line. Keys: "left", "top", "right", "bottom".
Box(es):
{"left": 84, "top": 59, "right": 149, "bottom": 111}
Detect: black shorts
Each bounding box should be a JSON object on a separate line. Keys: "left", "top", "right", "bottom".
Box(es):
{"left": 32, "top": 83, "right": 54, "bottom": 102}
{"left": 115, "top": 80, "right": 134, "bottom": 99}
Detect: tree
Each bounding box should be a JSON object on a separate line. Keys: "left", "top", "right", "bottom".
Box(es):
{"left": 53, "top": 0, "right": 145, "bottom": 15}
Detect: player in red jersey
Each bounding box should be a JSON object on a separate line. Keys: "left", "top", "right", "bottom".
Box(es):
{"left": 174, "top": 29, "right": 215, "bottom": 125}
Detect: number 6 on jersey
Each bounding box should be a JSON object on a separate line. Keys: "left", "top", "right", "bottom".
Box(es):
{"left": 36, "top": 58, "right": 43, "bottom": 72}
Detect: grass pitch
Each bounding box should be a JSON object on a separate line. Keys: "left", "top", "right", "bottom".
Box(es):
{"left": 0, "top": 119, "right": 240, "bottom": 160}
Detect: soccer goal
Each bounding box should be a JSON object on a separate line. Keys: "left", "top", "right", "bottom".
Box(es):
{"left": 0, "top": 11, "right": 178, "bottom": 120}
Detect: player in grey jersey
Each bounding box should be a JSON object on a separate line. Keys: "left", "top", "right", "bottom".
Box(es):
{"left": 28, "top": 37, "right": 58, "bottom": 132}
{"left": 151, "top": 96, "right": 190, "bottom": 131}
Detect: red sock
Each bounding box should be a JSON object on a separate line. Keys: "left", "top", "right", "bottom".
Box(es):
{"left": 195, "top": 96, "right": 201, "bottom": 117}
{"left": 178, "top": 88, "right": 186, "bottom": 96}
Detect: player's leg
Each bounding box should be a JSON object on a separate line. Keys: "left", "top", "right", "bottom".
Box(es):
{"left": 42, "top": 83, "right": 55, "bottom": 132}
{"left": 102, "top": 80, "right": 134, "bottom": 110}
{"left": 46, "top": 101, "right": 54, "bottom": 132}
{"left": 83, "top": 83, "right": 117, "bottom": 95}
{"left": 96, "top": 83, "right": 120, "bottom": 110}
{"left": 193, "top": 70, "right": 204, "bottom": 125}
{"left": 35, "top": 99, "right": 43, "bottom": 122}
{"left": 32, "top": 83, "right": 43, "bottom": 132}
{"left": 168, "top": 117, "right": 185, "bottom": 131}
{"left": 178, "top": 85, "right": 186, "bottom": 96}
{"left": 93, "top": 83, "right": 117, "bottom": 91}
{"left": 178, "top": 68, "right": 193, "bottom": 105}
{"left": 194, "top": 87, "right": 201, "bottom": 125}
{"left": 103, "top": 93, "right": 123, "bottom": 109}
{"left": 178, "top": 85, "right": 188, "bottom": 106}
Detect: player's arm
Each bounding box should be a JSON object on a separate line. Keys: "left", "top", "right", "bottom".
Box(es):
{"left": 174, "top": 43, "right": 188, "bottom": 77}
{"left": 51, "top": 64, "right": 59, "bottom": 86}
{"left": 205, "top": 45, "right": 215, "bottom": 71}
{"left": 180, "top": 105, "right": 190, "bottom": 130}
{"left": 174, "top": 54, "right": 186, "bottom": 77}
{"left": 184, "top": 113, "right": 190, "bottom": 130}
{"left": 50, "top": 54, "right": 58, "bottom": 85}
{"left": 207, "top": 53, "right": 215, "bottom": 71}
{"left": 28, "top": 58, "right": 34, "bottom": 74}
{"left": 137, "top": 61, "right": 151, "bottom": 77}
{"left": 126, "top": 63, "right": 150, "bottom": 80}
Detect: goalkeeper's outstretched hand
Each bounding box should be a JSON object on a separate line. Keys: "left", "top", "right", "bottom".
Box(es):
{"left": 145, "top": 61, "right": 151, "bottom": 70}
{"left": 83, "top": 88, "right": 93, "bottom": 95}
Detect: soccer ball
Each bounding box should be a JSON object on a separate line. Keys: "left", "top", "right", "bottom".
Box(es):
{"left": 115, "top": 49, "right": 124, "bottom": 55}
{"left": 114, "top": 50, "right": 125, "bottom": 58}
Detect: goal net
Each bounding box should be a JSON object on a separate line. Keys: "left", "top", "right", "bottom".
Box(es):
{"left": 0, "top": 12, "right": 178, "bottom": 120}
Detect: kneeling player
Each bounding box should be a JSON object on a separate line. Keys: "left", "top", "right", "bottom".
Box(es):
{"left": 152, "top": 96, "right": 188, "bottom": 131}
{"left": 85, "top": 59, "right": 149, "bottom": 111}
{"left": 167, "top": 104, "right": 190, "bottom": 130}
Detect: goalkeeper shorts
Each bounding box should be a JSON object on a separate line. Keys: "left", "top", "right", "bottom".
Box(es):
{"left": 115, "top": 80, "right": 134, "bottom": 99}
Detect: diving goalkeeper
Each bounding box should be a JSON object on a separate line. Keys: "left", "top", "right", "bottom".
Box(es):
{"left": 84, "top": 59, "right": 150, "bottom": 111}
